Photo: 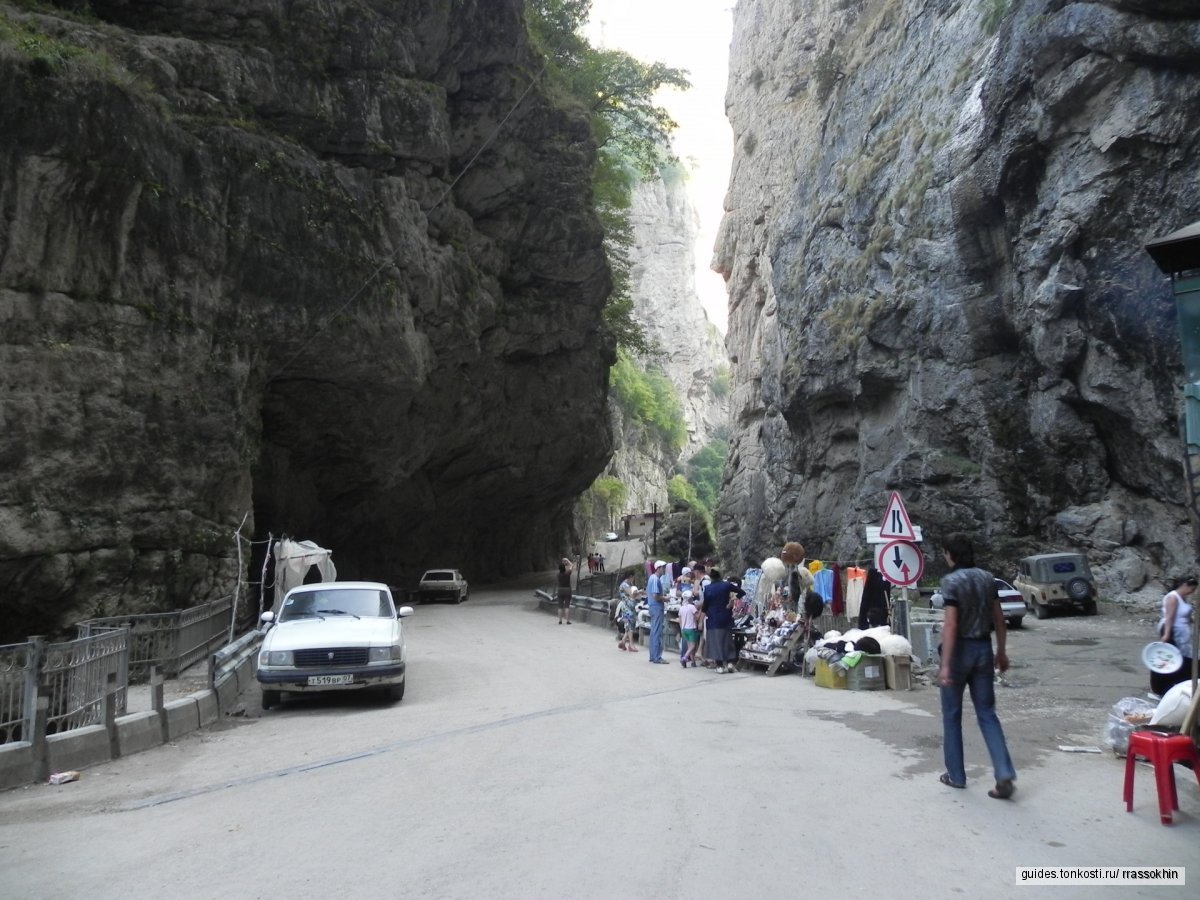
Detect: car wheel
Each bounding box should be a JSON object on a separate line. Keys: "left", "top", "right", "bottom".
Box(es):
{"left": 384, "top": 680, "right": 405, "bottom": 703}
{"left": 1033, "top": 599, "right": 1048, "bottom": 620}
{"left": 1065, "top": 577, "right": 1091, "bottom": 601}
{"left": 261, "top": 689, "right": 281, "bottom": 710}
{"left": 454, "top": 590, "right": 464, "bottom": 604}
{"left": 1007, "top": 617, "right": 1023, "bottom": 630}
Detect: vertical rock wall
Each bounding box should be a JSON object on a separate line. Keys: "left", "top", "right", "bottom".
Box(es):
{"left": 0, "top": 0, "right": 612, "bottom": 639}
{"left": 716, "top": 0, "right": 1200, "bottom": 596}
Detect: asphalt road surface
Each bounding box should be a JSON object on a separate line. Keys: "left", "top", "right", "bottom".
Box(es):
{"left": 1, "top": 577, "right": 1197, "bottom": 899}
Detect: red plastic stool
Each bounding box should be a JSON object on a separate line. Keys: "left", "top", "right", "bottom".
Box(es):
{"left": 1124, "top": 730, "right": 1200, "bottom": 824}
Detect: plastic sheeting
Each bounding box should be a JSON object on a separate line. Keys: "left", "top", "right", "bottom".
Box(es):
{"left": 272, "top": 538, "right": 337, "bottom": 610}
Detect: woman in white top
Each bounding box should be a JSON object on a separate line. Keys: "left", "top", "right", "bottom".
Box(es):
{"left": 1152, "top": 575, "right": 1197, "bottom": 696}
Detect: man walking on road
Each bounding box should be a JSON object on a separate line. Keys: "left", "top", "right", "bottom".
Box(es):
{"left": 646, "top": 560, "right": 670, "bottom": 664}
{"left": 937, "top": 533, "right": 1017, "bottom": 799}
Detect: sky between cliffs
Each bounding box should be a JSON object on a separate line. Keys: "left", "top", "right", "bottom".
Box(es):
{"left": 586, "top": 0, "right": 734, "bottom": 332}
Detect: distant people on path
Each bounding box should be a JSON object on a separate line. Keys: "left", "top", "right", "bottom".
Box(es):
{"left": 646, "top": 560, "right": 670, "bottom": 664}
{"left": 937, "top": 533, "right": 1016, "bottom": 799}
{"left": 1152, "top": 574, "right": 1197, "bottom": 697}
{"left": 702, "top": 569, "right": 745, "bottom": 674}
{"left": 556, "top": 558, "right": 574, "bottom": 625}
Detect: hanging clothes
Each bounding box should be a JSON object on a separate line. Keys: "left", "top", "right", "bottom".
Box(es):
{"left": 831, "top": 563, "right": 844, "bottom": 616}
{"left": 807, "top": 559, "right": 824, "bottom": 574}
{"left": 813, "top": 567, "right": 834, "bottom": 604}
{"left": 845, "top": 566, "right": 867, "bottom": 620}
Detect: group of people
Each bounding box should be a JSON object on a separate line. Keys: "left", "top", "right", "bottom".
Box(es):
{"left": 586, "top": 552, "right": 606, "bottom": 573}
{"left": 614, "top": 560, "right": 746, "bottom": 673}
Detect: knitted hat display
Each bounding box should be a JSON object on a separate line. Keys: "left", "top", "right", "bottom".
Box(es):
{"left": 781, "top": 542, "right": 806, "bottom": 565}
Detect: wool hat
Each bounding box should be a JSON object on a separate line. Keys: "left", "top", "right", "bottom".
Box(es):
{"left": 654, "top": 560, "right": 667, "bottom": 569}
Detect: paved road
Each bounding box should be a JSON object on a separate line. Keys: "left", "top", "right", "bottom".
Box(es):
{"left": 1, "top": 578, "right": 1197, "bottom": 899}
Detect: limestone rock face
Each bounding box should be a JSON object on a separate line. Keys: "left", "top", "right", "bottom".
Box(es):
{"left": 602, "top": 177, "right": 728, "bottom": 525}
{"left": 0, "top": 0, "right": 611, "bottom": 639}
{"left": 716, "top": 0, "right": 1200, "bottom": 598}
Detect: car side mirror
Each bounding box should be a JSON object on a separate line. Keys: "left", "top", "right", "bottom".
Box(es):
{"left": 398, "top": 606, "right": 414, "bottom": 618}
{"left": 260, "top": 610, "right": 275, "bottom": 628}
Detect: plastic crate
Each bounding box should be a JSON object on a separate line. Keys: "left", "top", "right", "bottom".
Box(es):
{"left": 814, "top": 658, "right": 847, "bottom": 689}
{"left": 846, "top": 655, "right": 886, "bottom": 691}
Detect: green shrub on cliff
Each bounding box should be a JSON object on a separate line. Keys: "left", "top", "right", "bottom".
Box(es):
{"left": 610, "top": 350, "right": 687, "bottom": 451}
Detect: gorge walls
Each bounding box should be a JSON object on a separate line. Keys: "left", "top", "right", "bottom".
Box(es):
{"left": 716, "top": 0, "right": 1200, "bottom": 597}
{"left": 0, "top": 0, "right": 612, "bottom": 639}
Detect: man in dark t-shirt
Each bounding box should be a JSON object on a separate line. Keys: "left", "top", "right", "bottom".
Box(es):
{"left": 937, "top": 534, "right": 1016, "bottom": 799}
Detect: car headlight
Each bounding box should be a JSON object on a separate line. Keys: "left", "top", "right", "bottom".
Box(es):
{"left": 259, "top": 650, "right": 292, "bottom": 666}
{"left": 369, "top": 646, "right": 401, "bottom": 662}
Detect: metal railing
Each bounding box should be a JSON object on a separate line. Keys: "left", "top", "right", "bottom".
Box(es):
{"left": 0, "top": 630, "right": 129, "bottom": 744}
{"left": 2, "top": 595, "right": 233, "bottom": 746}
{"left": 77, "top": 596, "right": 232, "bottom": 680}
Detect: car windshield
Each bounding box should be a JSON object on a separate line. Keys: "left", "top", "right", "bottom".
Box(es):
{"left": 279, "top": 588, "right": 394, "bottom": 622}
{"left": 423, "top": 572, "right": 454, "bottom": 581}
{"left": 995, "top": 578, "right": 1016, "bottom": 592}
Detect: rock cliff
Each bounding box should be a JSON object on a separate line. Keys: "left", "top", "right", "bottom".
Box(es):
{"left": 716, "top": 0, "right": 1200, "bottom": 598}
{"left": 598, "top": 175, "right": 728, "bottom": 527}
{"left": 0, "top": 0, "right": 612, "bottom": 640}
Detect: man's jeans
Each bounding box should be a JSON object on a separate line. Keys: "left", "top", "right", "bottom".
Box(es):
{"left": 648, "top": 600, "right": 665, "bottom": 662}
{"left": 940, "top": 638, "right": 1016, "bottom": 785}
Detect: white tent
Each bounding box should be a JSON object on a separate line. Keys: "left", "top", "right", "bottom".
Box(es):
{"left": 272, "top": 538, "right": 337, "bottom": 610}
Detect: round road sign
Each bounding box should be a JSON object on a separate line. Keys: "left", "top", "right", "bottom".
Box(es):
{"left": 875, "top": 539, "right": 924, "bottom": 587}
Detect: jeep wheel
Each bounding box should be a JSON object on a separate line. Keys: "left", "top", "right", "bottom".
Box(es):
{"left": 1033, "top": 599, "right": 1048, "bottom": 620}
{"left": 1065, "top": 577, "right": 1090, "bottom": 601}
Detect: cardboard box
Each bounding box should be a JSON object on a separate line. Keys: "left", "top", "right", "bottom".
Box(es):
{"left": 846, "top": 655, "right": 886, "bottom": 691}
{"left": 814, "top": 658, "right": 847, "bottom": 689}
{"left": 884, "top": 654, "right": 912, "bottom": 690}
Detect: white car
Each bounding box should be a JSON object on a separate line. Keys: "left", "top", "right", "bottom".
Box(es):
{"left": 931, "top": 577, "right": 1025, "bottom": 629}
{"left": 415, "top": 568, "right": 469, "bottom": 603}
{"left": 256, "top": 581, "right": 413, "bottom": 709}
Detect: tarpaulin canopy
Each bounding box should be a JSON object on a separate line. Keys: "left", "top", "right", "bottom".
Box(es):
{"left": 272, "top": 538, "right": 337, "bottom": 611}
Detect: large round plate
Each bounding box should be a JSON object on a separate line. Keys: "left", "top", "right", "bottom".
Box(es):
{"left": 1142, "top": 641, "right": 1183, "bottom": 674}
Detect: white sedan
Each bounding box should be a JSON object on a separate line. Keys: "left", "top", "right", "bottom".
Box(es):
{"left": 931, "top": 577, "right": 1026, "bottom": 629}
{"left": 256, "top": 581, "right": 414, "bottom": 709}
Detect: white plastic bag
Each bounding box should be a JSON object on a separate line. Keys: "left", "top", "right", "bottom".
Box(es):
{"left": 1104, "top": 697, "right": 1156, "bottom": 756}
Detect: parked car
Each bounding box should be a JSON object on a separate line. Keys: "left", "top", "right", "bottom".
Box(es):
{"left": 930, "top": 577, "right": 1025, "bottom": 629}
{"left": 256, "top": 581, "right": 413, "bottom": 709}
{"left": 604, "top": 531, "right": 619, "bottom": 541}
{"left": 415, "top": 568, "right": 469, "bottom": 603}
{"left": 1013, "top": 552, "right": 1097, "bottom": 619}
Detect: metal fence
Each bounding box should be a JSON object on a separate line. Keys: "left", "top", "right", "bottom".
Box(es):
{"left": 574, "top": 573, "right": 619, "bottom": 600}
{"left": 0, "top": 630, "right": 129, "bottom": 744}
{"left": 1, "top": 595, "right": 233, "bottom": 746}
{"left": 77, "top": 596, "right": 232, "bottom": 680}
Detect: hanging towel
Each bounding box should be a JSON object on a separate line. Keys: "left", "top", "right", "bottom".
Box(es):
{"left": 813, "top": 568, "right": 834, "bottom": 604}
{"left": 845, "top": 566, "right": 867, "bottom": 620}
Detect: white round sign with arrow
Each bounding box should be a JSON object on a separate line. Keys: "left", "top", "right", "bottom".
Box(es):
{"left": 875, "top": 539, "right": 924, "bottom": 587}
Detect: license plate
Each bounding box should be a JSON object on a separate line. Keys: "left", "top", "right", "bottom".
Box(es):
{"left": 307, "top": 674, "right": 354, "bottom": 686}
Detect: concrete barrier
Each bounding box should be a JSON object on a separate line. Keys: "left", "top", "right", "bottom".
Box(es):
{"left": 0, "top": 742, "right": 33, "bottom": 790}
{"left": 46, "top": 724, "right": 111, "bottom": 773}
{"left": 192, "top": 689, "right": 218, "bottom": 726}
{"left": 116, "top": 711, "right": 162, "bottom": 756}
{"left": 214, "top": 675, "right": 238, "bottom": 715}
{"left": 163, "top": 697, "right": 200, "bottom": 740}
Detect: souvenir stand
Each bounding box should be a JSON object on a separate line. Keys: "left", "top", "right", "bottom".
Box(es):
{"left": 738, "top": 543, "right": 815, "bottom": 675}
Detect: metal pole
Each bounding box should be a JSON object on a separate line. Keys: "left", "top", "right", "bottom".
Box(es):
{"left": 230, "top": 512, "right": 249, "bottom": 643}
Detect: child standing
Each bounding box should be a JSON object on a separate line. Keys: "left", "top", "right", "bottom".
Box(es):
{"left": 678, "top": 591, "right": 700, "bottom": 667}
{"left": 616, "top": 589, "right": 639, "bottom": 652}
